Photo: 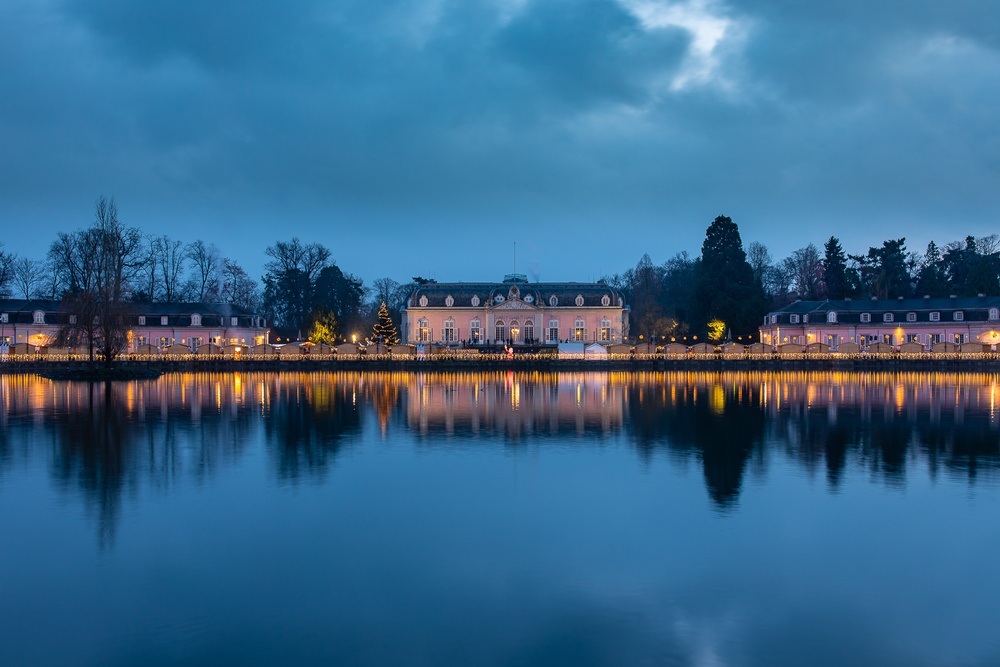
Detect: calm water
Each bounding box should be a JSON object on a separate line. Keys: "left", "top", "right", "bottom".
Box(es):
{"left": 2, "top": 370, "right": 1000, "bottom": 666}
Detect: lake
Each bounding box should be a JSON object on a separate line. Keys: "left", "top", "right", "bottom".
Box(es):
{"left": 2, "top": 370, "right": 999, "bottom": 666}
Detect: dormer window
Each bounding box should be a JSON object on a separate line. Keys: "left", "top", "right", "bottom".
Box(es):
{"left": 929, "top": 312, "right": 940, "bottom": 322}
{"left": 549, "top": 295, "right": 558, "bottom": 307}
{"left": 770, "top": 315, "right": 777, "bottom": 324}
{"left": 138, "top": 316, "right": 146, "bottom": 326}
{"left": 860, "top": 313, "right": 871, "bottom": 323}
{"left": 191, "top": 313, "right": 202, "bottom": 326}
{"left": 575, "top": 294, "right": 584, "bottom": 307}
{"left": 954, "top": 311, "right": 964, "bottom": 321}
{"left": 69, "top": 315, "right": 77, "bottom": 325}
{"left": 445, "top": 295, "right": 454, "bottom": 307}
{"left": 161, "top": 316, "right": 168, "bottom": 326}
{"left": 906, "top": 312, "right": 917, "bottom": 322}
{"left": 990, "top": 307, "right": 999, "bottom": 321}
{"left": 494, "top": 295, "right": 505, "bottom": 303}
{"left": 524, "top": 295, "right": 534, "bottom": 304}
{"left": 33, "top": 311, "right": 44, "bottom": 324}
{"left": 802, "top": 314, "right": 809, "bottom": 323}
{"left": 883, "top": 313, "right": 893, "bottom": 323}
{"left": 601, "top": 294, "right": 610, "bottom": 307}
{"left": 471, "top": 295, "right": 480, "bottom": 307}
{"left": 231, "top": 317, "right": 238, "bottom": 326}
{"left": 790, "top": 314, "right": 799, "bottom": 324}
{"left": 419, "top": 295, "right": 428, "bottom": 307}
{"left": 0, "top": 313, "right": 7, "bottom": 323}
{"left": 827, "top": 312, "right": 837, "bottom": 323}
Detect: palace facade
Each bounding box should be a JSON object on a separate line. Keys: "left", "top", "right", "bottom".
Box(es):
{"left": 402, "top": 275, "right": 629, "bottom": 346}
{"left": 759, "top": 296, "right": 1000, "bottom": 349}
{"left": 0, "top": 299, "right": 269, "bottom": 352}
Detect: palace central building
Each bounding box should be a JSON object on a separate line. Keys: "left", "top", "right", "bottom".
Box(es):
{"left": 402, "top": 274, "right": 629, "bottom": 346}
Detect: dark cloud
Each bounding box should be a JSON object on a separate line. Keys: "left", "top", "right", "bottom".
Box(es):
{"left": 1, "top": 0, "right": 998, "bottom": 282}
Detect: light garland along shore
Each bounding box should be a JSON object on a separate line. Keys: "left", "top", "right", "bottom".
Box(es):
{"left": 3, "top": 350, "right": 1000, "bottom": 378}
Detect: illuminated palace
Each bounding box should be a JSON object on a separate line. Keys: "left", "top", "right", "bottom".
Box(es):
{"left": 0, "top": 299, "right": 268, "bottom": 351}
{"left": 760, "top": 296, "right": 1000, "bottom": 349}
{"left": 401, "top": 274, "right": 629, "bottom": 346}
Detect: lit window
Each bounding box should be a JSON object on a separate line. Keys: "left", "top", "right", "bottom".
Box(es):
{"left": 573, "top": 317, "right": 585, "bottom": 342}
{"left": 469, "top": 318, "right": 481, "bottom": 342}
{"left": 860, "top": 313, "right": 871, "bottom": 323}
{"left": 417, "top": 318, "right": 430, "bottom": 343}
{"left": 548, "top": 318, "right": 559, "bottom": 342}
{"left": 600, "top": 317, "right": 611, "bottom": 341}
{"left": 929, "top": 312, "right": 940, "bottom": 322}
{"left": 442, "top": 318, "right": 456, "bottom": 342}
{"left": 906, "top": 312, "right": 916, "bottom": 322}
{"left": 954, "top": 311, "right": 964, "bottom": 321}
{"left": 495, "top": 319, "right": 506, "bottom": 342}
{"left": 509, "top": 319, "right": 520, "bottom": 342}
{"left": 883, "top": 313, "right": 893, "bottom": 323}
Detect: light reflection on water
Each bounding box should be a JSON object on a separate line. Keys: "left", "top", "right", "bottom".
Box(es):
{"left": 1, "top": 371, "right": 1000, "bottom": 666}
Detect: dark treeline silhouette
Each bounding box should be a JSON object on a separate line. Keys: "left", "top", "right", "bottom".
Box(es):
{"left": 5, "top": 202, "right": 1000, "bottom": 349}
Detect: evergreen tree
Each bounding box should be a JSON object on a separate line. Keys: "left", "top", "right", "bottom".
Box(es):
{"left": 915, "top": 241, "right": 948, "bottom": 297}
{"left": 692, "top": 215, "right": 768, "bottom": 338}
{"left": 372, "top": 301, "right": 399, "bottom": 345}
{"left": 822, "top": 237, "right": 849, "bottom": 299}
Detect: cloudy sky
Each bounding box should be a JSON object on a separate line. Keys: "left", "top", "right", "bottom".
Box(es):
{"left": 2, "top": 0, "right": 998, "bottom": 284}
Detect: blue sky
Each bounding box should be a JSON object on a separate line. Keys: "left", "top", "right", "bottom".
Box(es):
{"left": 2, "top": 0, "right": 998, "bottom": 284}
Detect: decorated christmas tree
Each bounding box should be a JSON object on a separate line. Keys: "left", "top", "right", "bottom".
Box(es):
{"left": 372, "top": 301, "right": 400, "bottom": 346}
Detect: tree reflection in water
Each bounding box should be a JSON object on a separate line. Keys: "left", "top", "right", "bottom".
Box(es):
{"left": 2, "top": 371, "right": 999, "bottom": 536}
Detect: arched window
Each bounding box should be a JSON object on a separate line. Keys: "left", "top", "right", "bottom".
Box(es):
{"left": 509, "top": 319, "right": 520, "bottom": 342}
{"left": 990, "top": 307, "right": 999, "bottom": 321}
{"left": 419, "top": 295, "right": 428, "bottom": 307}
{"left": 575, "top": 294, "right": 584, "bottom": 307}
{"left": 548, "top": 318, "right": 559, "bottom": 343}
{"left": 469, "top": 318, "right": 481, "bottom": 343}
{"left": 445, "top": 295, "right": 454, "bottom": 307}
{"left": 573, "top": 317, "right": 585, "bottom": 342}
{"left": 599, "top": 317, "right": 611, "bottom": 341}
{"left": 495, "top": 319, "right": 506, "bottom": 342}
{"left": 471, "top": 295, "right": 480, "bottom": 307}
{"left": 601, "top": 294, "right": 610, "bottom": 306}
{"left": 549, "top": 295, "right": 558, "bottom": 307}
{"left": 191, "top": 313, "right": 202, "bottom": 326}
{"left": 417, "top": 318, "right": 430, "bottom": 343}
{"left": 442, "top": 317, "right": 456, "bottom": 343}
{"left": 33, "top": 311, "right": 44, "bottom": 324}
{"left": 523, "top": 318, "right": 534, "bottom": 343}
{"left": 827, "top": 311, "right": 837, "bottom": 323}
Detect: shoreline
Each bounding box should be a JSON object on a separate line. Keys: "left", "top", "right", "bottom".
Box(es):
{"left": 4, "top": 355, "right": 1000, "bottom": 378}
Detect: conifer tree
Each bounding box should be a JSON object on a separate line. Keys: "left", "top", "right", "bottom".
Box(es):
{"left": 372, "top": 301, "right": 399, "bottom": 345}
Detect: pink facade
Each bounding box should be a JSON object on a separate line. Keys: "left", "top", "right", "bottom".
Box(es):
{"left": 402, "top": 278, "right": 629, "bottom": 346}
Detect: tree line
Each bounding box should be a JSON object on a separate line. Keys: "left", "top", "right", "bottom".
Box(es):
{"left": 3, "top": 200, "right": 998, "bottom": 353}
{"left": 606, "top": 221, "right": 1000, "bottom": 344}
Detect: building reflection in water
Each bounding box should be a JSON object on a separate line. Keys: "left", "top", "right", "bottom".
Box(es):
{"left": 1, "top": 370, "right": 999, "bottom": 539}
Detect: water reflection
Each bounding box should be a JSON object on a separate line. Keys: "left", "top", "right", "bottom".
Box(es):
{"left": 2, "top": 371, "right": 1000, "bottom": 538}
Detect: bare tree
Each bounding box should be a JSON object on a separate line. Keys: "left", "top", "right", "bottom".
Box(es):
{"left": 0, "top": 243, "right": 15, "bottom": 296}
{"left": 371, "top": 277, "right": 400, "bottom": 310}
{"left": 135, "top": 234, "right": 160, "bottom": 302}
{"left": 153, "top": 235, "right": 186, "bottom": 302}
{"left": 781, "top": 244, "right": 824, "bottom": 300}
{"left": 186, "top": 240, "right": 221, "bottom": 302}
{"left": 221, "top": 258, "right": 260, "bottom": 312}
{"left": 58, "top": 197, "right": 143, "bottom": 364}
{"left": 11, "top": 257, "right": 45, "bottom": 299}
